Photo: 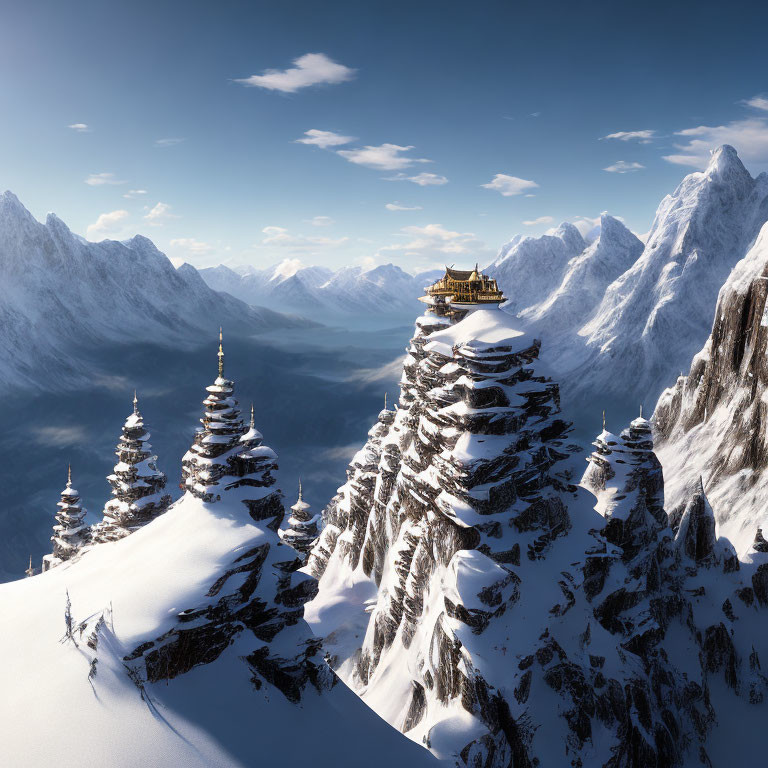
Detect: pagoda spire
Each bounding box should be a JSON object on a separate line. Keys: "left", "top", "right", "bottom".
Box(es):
{"left": 602, "top": 409, "right": 606, "bottom": 431}
{"left": 67, "top": 463, "right": 72, "bottom": 488}
{"left": 250, "top": 403, "right": 255, "bottom": 429}
{"left": 25, "top": 555, "right": 34, "bottom": 578}
{"left": 218, "top": 327, "right": 224, "bottom": 377}
{"left": 384, "top": 392, "right": 388, "bottom": 411}
{"left": 133, "top": 389, "right": 139, "bottom": 415}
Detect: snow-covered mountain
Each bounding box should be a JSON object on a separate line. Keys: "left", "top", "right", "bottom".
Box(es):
{"left": 654, "top": 220, "right": 768, "bottom": 555}
{"left": 199, "top": 261, "right": 442, "bottom": 319}
{"left": 0, "top": 191, "right": 303, "bottom": 392}
{"left": 304, "top": 301, "right": 768, "bottom": 767}
{"left": 0, "top": 352, "right": 435, "bottom": 768}
{"left": 487, "top": 146, "right": 768, "bottom": 422}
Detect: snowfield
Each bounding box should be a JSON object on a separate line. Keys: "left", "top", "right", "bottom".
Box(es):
{"left": 0, "top": 493, "right": 436, "bottom": 768}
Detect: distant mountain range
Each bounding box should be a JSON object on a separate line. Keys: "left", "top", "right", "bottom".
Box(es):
{"left": 198, "top": 262, "right": 442, "bottom": 319}
{"left": 0, "top": 192, "right": 304, "bottom": 392}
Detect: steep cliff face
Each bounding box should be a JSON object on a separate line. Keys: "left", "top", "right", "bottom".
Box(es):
{"left": 306, "top": 305, "right": 768, "bottom": 767}
{"left": 655, "top": 220, "right": 768, "bottom": 554}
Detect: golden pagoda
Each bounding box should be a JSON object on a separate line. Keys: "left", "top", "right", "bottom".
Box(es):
{"left": 420, "top": 264, "right": 505, "bottom": 315}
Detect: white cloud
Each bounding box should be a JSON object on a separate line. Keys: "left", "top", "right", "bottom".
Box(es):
{"left": 600, "top": 129, "right": 657, "bottom": 143}
{"left": 259, "top": 225, "right": 348, "bottom": 252}
{"left": 387, "top": 172, "right": 448, "bottom": 186}
{"left": 169, "top": 237, "right": 215, "bottom": 256}
{"left": 295, "top": 129, "right": 354, "bottom": 148}
{"left": 86, "top": 209, "right": 130, "bottom": 239}
{"left": 385, "top": 202, "right": 423, "bottom": 211}
{"left": 235, "top": 53, "right": 355, "bottom": 93}
{"left": 744, "top": 95, "right": 768, "bottom": 112}
{"left": 154, "top": 137, "right": 185, "bottom": 147}
{"left": 482, "top": 174, "right": 538, "bottom": 196}
{"left": 85, "top": 172, "right": 125, "bottom": 186}
{"left": 523, "top": 216, "right": 554, "bottom": 226}
{"left": 603, "top": 160, "right": 645, "bottom": 173}
{"left": 337, "top": 143, "right": 430, "bottom": 171}
{"left": 144, "top": 202, "right": 179, "bottom": 226}
{"left": 663, "top": 118, "right": 768, "bottom": 168}
{"left": 123, "top": 189, "right": 148, "bottom": 199}
{"left": 68, "top": 123, "right": 91, "bottom": 133}
{"left": 307, "top": 216, "right": 334, "bottom": 227}
{"left": 378, "top": 223, "right": 491, "bottom": 269}
{"left": 571, "top": 215, "right": 601, "bottom": 239}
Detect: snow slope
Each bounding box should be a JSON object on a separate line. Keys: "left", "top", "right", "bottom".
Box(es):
{"left": 0, "top": 191, "right": 303, "bottom": 392}
{"left": 0, "top": 492, "right": 435, "bottom": 768}
{"left": 199, "top": 261, "right": 442, "bottom": 318}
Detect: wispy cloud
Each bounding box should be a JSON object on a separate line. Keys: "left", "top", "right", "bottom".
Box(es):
{"left": 68, "top": 123, "right": 91, "bottom": 133}
{"left": 600, "top": 130, "right": 657, "bottom": 143}
{"left": 743, "top": 94, "right": 768, "bottom": 112}
{"left": 306, "top": 216, "right": 334, "bottom": 226}
{"left": 123, "top": 189, "right": 148, "bottom": 199}
{"left": 154, "top": 137, "right": 185, "bottom": 147}
{"left": 260, "top": 225, "right": 348, "bottom": 252}
{"left": 387, "top": 172, "right": 448, "bottom": 186}
{"left": 85, "top": 172, "right": 125, "bottom": 186}
{"left": 482, "top": 174, "right": 538, "bottom": 196}
{"left": 523, "top": 216, "right": 554, "bottom": 226}
{"left": 235, "top": 53, "right": 356, "bottom": 93}
{"left": 169, "top": 237, "right": 215, "bottom": 255}
{"left": 385, "top": 202, "right": 423, "bottom": 211}
{"left": 143, "top": 202, "right": 179, "bottom": 225}
{"left": 663, "top": 118, "right": 768, "bottom": 168}
{"left": 337, "top": 143, "right": 430, "bottom": 171}
{"left": 295, "top": 129, "right": 354, "bottom": 148}
{"left": 603, "top": 160, "right": 644, "bottom": 173}
{"left": 378, "top": 223, "right": 491, "bottom": 268}
{"left": 32, "top": 425, "right": 88, "bottom": 447}
{"left": 86, "top": 209, "right": 130, "bottom": 239}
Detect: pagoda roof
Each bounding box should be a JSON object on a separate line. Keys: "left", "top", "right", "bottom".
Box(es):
{"left": 445, "top": 266, "right": 475, "bottom": 280}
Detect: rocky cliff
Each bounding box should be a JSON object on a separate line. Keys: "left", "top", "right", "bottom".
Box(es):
{"left": 655, "top": 219, "right": 768, "bottom": 554}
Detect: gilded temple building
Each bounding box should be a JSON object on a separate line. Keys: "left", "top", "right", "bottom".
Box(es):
{"left": 419, "top": 264, "right": 505, "bottom": 319}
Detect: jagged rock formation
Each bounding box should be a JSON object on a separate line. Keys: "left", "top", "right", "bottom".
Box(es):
{"left": 306, "top": 303, "right": 768, "bottom": 767}
{"left": 280, "top": 481, "right": 320, "bottom": 559}
{"left": 655, "top": 219, "right": 768, "bottom": 554}
{"left": 91, "top": 393, "right": 171, "bottom": 543}
{"left": 41, "top": 466, "right": 89, "bottom": 571}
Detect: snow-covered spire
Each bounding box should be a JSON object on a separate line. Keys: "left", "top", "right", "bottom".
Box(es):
{"left": 182, "top": 340, "right": 279, "bottom": 505}
{"left": 218, "top": 326, "right": 224, "bottom": 378}
{"left": 280, "top": 480, "right": 320, "bottom": 559}
{"left": 91, "top": 393, "right": 171, "bottom": 543}
{"left": 41, "top": 466, "right": 89, "bottom": 572}
{"left": 25, "top": 555, "right": 34, "bottom": 578}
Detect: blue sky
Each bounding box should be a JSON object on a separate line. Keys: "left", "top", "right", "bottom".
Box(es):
{"left": 2, "top": 0, "right": 768, "bottom": 272}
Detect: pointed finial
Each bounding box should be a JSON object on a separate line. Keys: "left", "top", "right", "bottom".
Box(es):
{"left": 133, "top": 389, "right": 139, "bottom": 414}
{"left": 217, "top": 327, "right": 224, "bottom": 377}
{"left": 67, "top": 463, "right": 72, "bottom": 487}
{"left": 384, "top": 392, "right": 388, "bottom": 411}
{"left": 640, "top": 404, "right": 643, "bottom": 418}
{"left": 602, "top": 409, "right": 606, "bottom": 431}
{"left": 25, "top": 555, "right": 34, "bottom": 578}
{"left": 298, "top": 478, "right": 303, "bottom": 501}
{"left": 250, "top": 403, "right": 255, "bottom": 429}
